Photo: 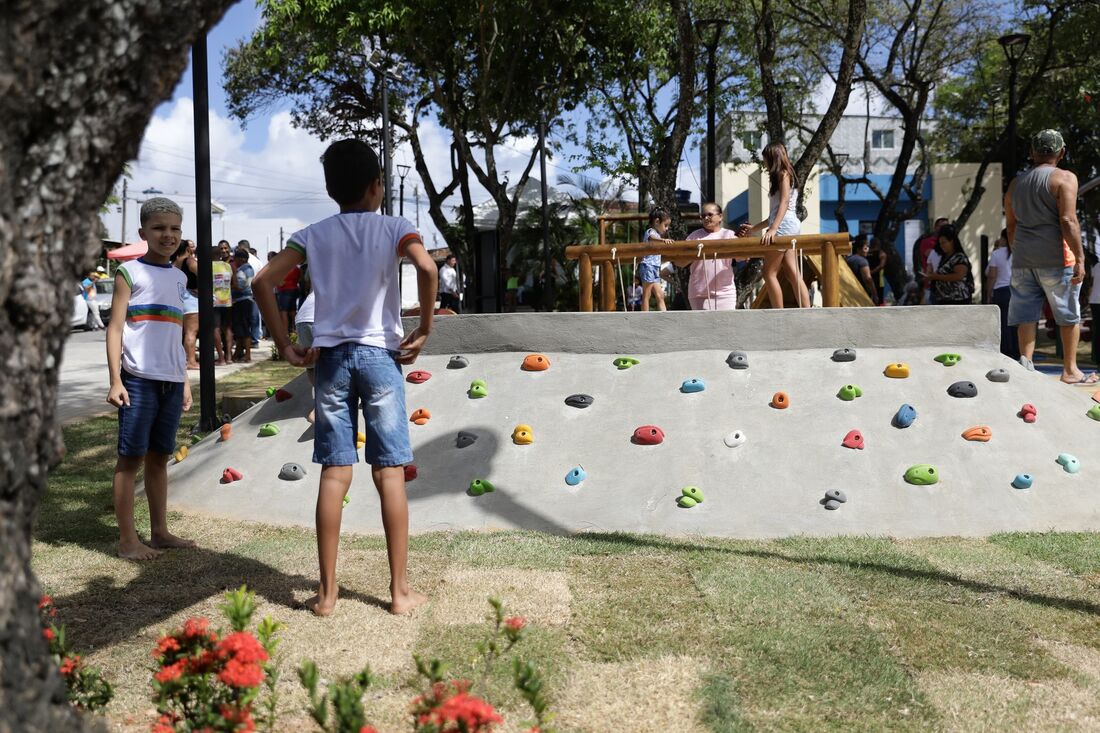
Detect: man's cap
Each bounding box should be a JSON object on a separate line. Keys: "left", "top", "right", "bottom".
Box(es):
{"left": 1032, "top": 129, "right": 1065, "bottom": 155}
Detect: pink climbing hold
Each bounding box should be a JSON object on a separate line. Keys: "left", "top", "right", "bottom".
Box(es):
{"left": 841, "top": 429, "right": 865, "bottom": 450}
{"left": 406, "top": 370, "right": 432, "bottom": 384}
{"left": 632, "top": 425, "right": 665, "bottom": 445}
{"left": 275, "top": 388, "right": 293, "bottom": 402}
{"left": 221, "top": 467, "right": 243, "bottom": 483}
{"left": 1018, "top": 403, "right": 1037, "bottom": 423}
{"left": 404, "top": 464, "right": 418, "bottom": 482}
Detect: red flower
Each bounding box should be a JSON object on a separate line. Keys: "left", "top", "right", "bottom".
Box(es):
{"left": 359, "top": 728, "right": 380, "bottom": 733}
{"left": 181, "top": 617, "right": 211, "bottom": 640}
{"left": 424, "top": 692, "right": 503, "bottom": 731}
{"left": 42, "top": 628, "right": 55, "bottom": 642}
{"left": 153, "top": 636, "right": 181, "bottom": 657}
{"left": 219, "top": 704, "right": 257, "bottom": 731}
{"left": 151, "top": 720, "right": 174, "bottom": 733}
{"left": 218, "top": 658, "right": 264, "bottom": 688}
{"left": 217, "top": 632, "right": 269, "bottom": 664}
{"left": 38, "top": 595, "right": 53, "bottom": 610}
{"left": 154, "top": 661, "right": 185, "bottom": 684}
{"left": 59, "top": 655, "right": 80, "bottom": 676}
{"left": 504, "top": 616, "right": 527, "bottom": 632}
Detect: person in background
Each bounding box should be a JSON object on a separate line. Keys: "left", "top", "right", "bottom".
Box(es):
{"left": 674, "top": 202, "right": 739, "bottom": 310}
{"left": 81, "top": 270, "right": 106, "bottom": 330}
{"left": 923, "top": 225, "right": 972, "bottom": 305}
{"left": 230, "top": 250, "right": 255, "bottom": 362}
{"left": 275, "top": 260, "right": 300, "bottom": 337}
{"left": 867, "top": 236, "right": 887, "bottom": 304}
{"left": 639, "top": 208, "right": 671, "bottom": 311}
{"left": 211, "top": 242, "right": 233, "bottom": 365}
{"left": 984, "top": 228, "right": 1019, "bottom": 359}
{"left": 845, "top": 235, "right": 878, "bottom": 303}
{"left": 173, "top": 239, "right": 200, "bottom": 369}
{"left": 438, "top": 254, "right": 461, "bottom": 312}
{"left": 915, "top": 217, "right": 950, "bottom": 302}
{"left": 1088, "top": 249, "right": 1100, "bottom": 370}
{"left": 627, "top": 276, "right": 643, "bottom": 311}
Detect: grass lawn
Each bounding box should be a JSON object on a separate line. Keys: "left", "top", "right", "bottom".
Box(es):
{"left": 36, "top": 361, "right": 1100, "bottom": 732}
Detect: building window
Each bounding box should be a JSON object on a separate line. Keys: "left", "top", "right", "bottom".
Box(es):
{"left": 871, "top": 130, "right": 895, "bottom": 150}
{"left": 742, "top": 130, "right": 763, "bottom": 151}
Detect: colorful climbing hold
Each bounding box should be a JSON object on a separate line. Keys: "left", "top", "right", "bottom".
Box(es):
{"left": 1012, "top": 473, "right": 1033, "bottom": 490}
{"left": 632, "top": 425, "right": 665, "bottom": 445}
{"left": 564, "top": 393, "right": 594, "bottom": 409}
{"left": 986, "top": 368, "right": 1010, "bottom": 383}
{"left": 221, "top": 467, "right": 243, "bottom": 483}
{"left": 904, "top": 464, "right": 939, "bottom": 485}
{"left": 279, "top": 463, "right": 306, "bottom": 481}
{"left": 275, "top": 388, "right": 293, "bottom": 402}
{"left": 404, "top": 464, "right": 418, "bottom": 482}
{"left": 456, "top": 431, "right": 478, "bottom": 449}
{"left": 410, "top": 408, "right": 431, "bottom": 425}
{"left": 258, "top": 423, "right": 279, "bottom": 437}
{"left": 613, "top": 356, "right": 640, "bottom": 370}
{"left": 406, "top": 370, "right": 431, "bottom": 384}
{"left": 266, "top": 386, "right": 276, "bottom": 397}
{"left": 884, "top": 363, "right": 910, "bottom": 378}
{"left": 343, "top": 494, "right": 350, "bottom": 506}
{"left": 190, "top": 433, "right": 203, "bottom": 445}
{"left": 831, "top": 348, "right": 857, "bottom": 362}
{"left": 511, "top": 424, "right": 533, "bottom": 445}
{"left": 1093, "top": 390, "right": 1100, "bottom": 403}
{"left": 723, "top": 430, "right": 746, "bottom": 448}
{"left": 823, "top": 499, "right": 842, "bottom": 510}
{"left": 893, "top": 404, "right": 917, "bottom": 429}
{"left": 680, "top": 378, "right": 705, "bottom": 393}
{"left": 521, "top": 354, "right": 551, "bottom": 371}
{"left": 841, "top": 430, "right": 864, "bottom": 449}
{"left": 468, "top": 478, "right": 495, "bottom": 496}
{"left": 676, "top": 495, "right": 698, "bottom": 508}
{"left": 934, "top": 353, "right": 962, "bottom": 366}
{"left": 726, "top": 351, "right": 749, "bottom": 369}
{"left": 947, "top": 381, "right": 978, "bottom": 398}
{"left": 447, "top": 355, "right": 469, "bottom": 369}
{"left": 468, "top": 379, "right": 488, "bottom": 398}
{"left": 681, "top": 486, "right": 704, "bottom": 503}
{"left": 1019, "top": 403, "right": 1037, "bottom": 423}
{"left": 771, "top": 391, "right": 790, "bottom": 409}
{"left": 961, "top": 425, "right": 992, "bottom": 442}
{"left": 824, "top": 489, "right": 847, "bottom": 503}
{"left": 1086, "top": 404, "right": 1100, "bottom": 421}
{"left": 1056, "top": 453, "right": 1081, "bottom": 474}
{"left": 356, "top": 431, "right": 366, "bottom": 449}
{"left": 174, "top": 445, "right": 189, "bottom": 463}
{"left": 565, "top": 466, "right": 587, "bottom": 486}
{"left": 837, "top": 384, "right": 863, "bottom": 401}
{"left": 219, "top": 423, "right": 232, "bottom": 441}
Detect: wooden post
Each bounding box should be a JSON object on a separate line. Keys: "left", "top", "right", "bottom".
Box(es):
{"left": 600, "top": 262, "right": 616, "bottom": 311}
{"left": 821, "top": 241, "right": 840, "bottom": 307}
{"left": 579, "top": 252, "right": 593, "bottom": 311}
{"left": 598, "top": 218, "right": 607, "bottom": 246}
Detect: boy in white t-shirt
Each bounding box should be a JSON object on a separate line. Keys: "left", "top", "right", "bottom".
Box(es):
{"left": 255, "top": 140, "right": 438, "bottom": 617}
{"left": 105, "top": 198, "right": 196, "bottom": 560}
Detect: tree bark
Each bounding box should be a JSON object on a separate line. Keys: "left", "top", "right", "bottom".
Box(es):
{"left": 0, "top": 1, "right": 233, "bottom": 729}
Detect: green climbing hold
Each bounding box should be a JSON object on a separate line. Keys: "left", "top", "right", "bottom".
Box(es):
{"left": 266, "top": 386, "right": 276, "bottom": 397}
{"left": 1087, "top": 404, "right": 1100, "bottom": 421}
{"left": 468, "top": 478, "right": 495, "bottom": 496}
{"left": 677, "top": 496, "right": 698, "bottom": 508}
{"left": 468, "top": 379, "right": 488, "bottom": 398}
{"left": 934, "top": 353, "right": 962, "bottom": 366}
{"left": 903, "top": 464, "right": 939, "bottom": 485}
{"left": 681, "top": 486, "right": 704, "bottom": 503}
{"left": 190, "top": 433, "right": 203, "bottom": 445}
{"left": 613, "top": 356, "right": 640, "bottom": 370}
{"left": 343, "top": 494, "right": 350, "bottom": 506}
{"left": 258, "top": 423, "right": 280, "bottom": 437}
{"left": 837, "top": 384, "right": 863, "bottom": 401}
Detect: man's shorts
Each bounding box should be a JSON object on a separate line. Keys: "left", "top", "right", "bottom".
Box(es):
{"left": 181, "top": 289, "right": 199, "bottom": 315}
{"left": 213, "top": 306, "right": 232, "bottom": 331}
{"left": 117, "top": 370, "right": 183, "bottom": 457}
{"left": 313, "top": 343, "right": 413, "bottom": 467}
{"left": 638, "top": 261, "right": 661, "bottom": 284}
{"left": 276, "top": 291, "right": 298, "bottom": 312}
{"left": 232, "top": 300, "right": 253, "bottom": 336}
{"left": 1008, "top": 266, "right": 1081, "bottom": 326}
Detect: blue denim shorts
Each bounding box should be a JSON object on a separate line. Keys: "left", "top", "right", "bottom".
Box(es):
{"left": 117, "top": 370, "right": 184, "bottom": 457}
{"left": 1008, "top": 266, "right": 1081, "bottom": 326}
{"left": 313, "top": 343, "right": 413, "bottom": 467}
{"left": 638, "top": 261, "right": 661, "bottom": 284}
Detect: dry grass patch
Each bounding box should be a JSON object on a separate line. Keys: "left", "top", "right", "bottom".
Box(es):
{"left": 555, "top": 655, "right": 708, "bottom": 733}
{"left": 432, "top": 567, "right": 571, "bottom": 627}
{"left": 1041, "top": 641, "right": 1100, "bottom": 683}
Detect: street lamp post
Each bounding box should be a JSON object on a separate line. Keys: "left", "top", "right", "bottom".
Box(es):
{"left": 397, "top": 164, "right": 411, "bottom": 217}
{"left": 998, "top": 32, "right": 1031, "bottom": 190}
{"left": 695, "top": 19, "right": 728, "bottom": 205}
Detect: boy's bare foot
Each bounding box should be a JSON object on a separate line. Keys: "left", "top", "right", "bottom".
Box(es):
{"left": 119, "top": 541, "right": 162, "bottom": 560}
{"left": 150, "top": 531, "right": 197, "bottom": 550}
{"left": 390, "top": 589, "right": 428, "bottom": 615}
{"left": 304, "top": 593, "right": 338, "bottom": 617}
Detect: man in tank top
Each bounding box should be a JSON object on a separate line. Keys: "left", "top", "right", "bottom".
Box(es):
{"left": 1004, "top": 129, "right": 1096, "bottom": 385}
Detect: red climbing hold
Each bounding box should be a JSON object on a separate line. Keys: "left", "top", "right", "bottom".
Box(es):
{"left": 841, "top": 430, "right": 865, "bottom": 449}
{"left": 221, "top": 467, "right": 243, "bottom": 483}
{"left": 632, "top": 425, "right": 665, "bottom": 445}
{"left": 406, "top": 370, "right": 432, "bottom": 384}
{"left": 1018, "top": 403, "right": 1037, "bottom": 423}
{"left": 275, "top": 388, "right": 293, "bottom": 402}
{"left": 404, "top": 464, "right": 418, "bottom": 482}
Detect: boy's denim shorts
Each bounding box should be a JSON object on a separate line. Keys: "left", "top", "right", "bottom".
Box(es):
{"left": 117, "top": 370, "right": 184, "bottom": 457}
{"left": 1008, "top": 266, "right": 1081, "bottom": 326}
{"left": 314, "top": 343, "right": 413, "bottom": 467}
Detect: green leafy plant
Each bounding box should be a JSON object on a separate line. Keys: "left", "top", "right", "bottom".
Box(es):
{"left": 38, "top": 594, "right": 114, "bottom": 712}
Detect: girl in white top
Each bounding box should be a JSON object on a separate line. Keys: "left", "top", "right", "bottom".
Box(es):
{"left": 739, "top": 142, "right": 811, "bottom": 308}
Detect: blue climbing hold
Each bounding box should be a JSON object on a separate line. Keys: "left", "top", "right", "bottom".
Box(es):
{"left": 893, "top": 403, "right": 917, "bottom": 429}
{"left": 680, "top": 378, "right": 705, "bottom": 393}
{"left": 565, "top": 466, "right": 587, "bottom": 486}
{"left": 1056, "top": 453, "right": 1081, "bottom": 474}
{"left": 1012, "top": 473, "right": 1033, "bottom": 489}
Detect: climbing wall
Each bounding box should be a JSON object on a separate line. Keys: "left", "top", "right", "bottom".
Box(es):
{"left": 168, "top": 308, "right": 1100, "bottom": 539}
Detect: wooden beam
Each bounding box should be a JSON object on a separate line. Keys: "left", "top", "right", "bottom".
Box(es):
{"left": 565, "top": 233, "right": 852, "bottom": 262}
{"left": 579, "top": 253, "right": 593, "bottom": 311}
{"left": 821, "top": 240, "right": 840, "bottom": 307}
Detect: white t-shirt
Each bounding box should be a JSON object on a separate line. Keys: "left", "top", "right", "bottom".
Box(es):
{"left": 117, "top": 258, "right": 187, "bottom": 382}
{"left": 985, "top": 247, "right": 1012, "bottom": 290}
{"left": 926, "top": 250, "right": 942, "bottom": 276}
{"left": 439, "top": 263, "right": 458, "bottom": 295}
{"left": 287, "top": 211, "right": 421, "bottom": 351}
{"left": 295, "top": 292, "right": 315, "bottom": 326}
{"left": 1091, "top": 261, "right": 1100, "bottom": 305}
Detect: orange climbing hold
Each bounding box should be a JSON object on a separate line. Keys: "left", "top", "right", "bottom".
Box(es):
{"left": 522, "top": 354, "right": 551, "bottom": 371}
{"left": 1093, "top": 390, "right": 1100, "bottom": 403}
{"left": 961, "top": 425, "right": 992, "bottom": 442}
{"left": 883, "top": 363, "right": 910, "bottom": 378}
{"left": 771, "top": 391, "right": 790, "bottom": 409}
{"left": 219, "top": 423, "right": 232, "bottom": 441}
{"left": 410, "top": 408, "right": 431, "bottom": 425}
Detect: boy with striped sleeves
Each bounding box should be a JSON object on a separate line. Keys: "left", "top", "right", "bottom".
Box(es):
{"left": 106, "top": 197, "right": 196, "bottom": 560}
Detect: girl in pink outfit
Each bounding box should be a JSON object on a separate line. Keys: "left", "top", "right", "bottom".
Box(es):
{"left": 675, "top": 202, "right": 739, "bottom": 310}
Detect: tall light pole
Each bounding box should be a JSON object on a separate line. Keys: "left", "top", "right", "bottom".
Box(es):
{"left": 397, "top": 164, "right": 411, "bottom": 217}
{"left": 538, "top": 108, "right": 552, "bottom": 311}
{"left": 696, "top": 18, "right": 728, "bottom": 205}
{"left": 998, "top": 32, "right": 1031, "bottom": 190}
{"left": 192, "top": 33, "right": 218, "bottom": 432}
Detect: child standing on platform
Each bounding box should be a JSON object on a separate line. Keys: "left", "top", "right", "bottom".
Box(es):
{"left": 105, "top": 198, "right": 196, "bottom": 560}
{"left": 640, "top": 207, "right": 671, "bottom": 311}
{"left": 254, "top": 140, "right": 437, "bottom": 616}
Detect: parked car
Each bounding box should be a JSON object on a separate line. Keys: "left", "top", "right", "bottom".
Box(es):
{"left": 95, "top": 278, "right": 114, "bottom": 326}
{"left": 71, "top": 287, "right": 89, "bottom": 330}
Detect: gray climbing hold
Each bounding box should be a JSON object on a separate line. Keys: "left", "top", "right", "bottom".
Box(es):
{"left": 986, "top": 368, "right": 1010, "bottom": 383}
{"left": 456, "top": 431, "right": 478, "bottom": 449}
{"left": 565, "top": 393, "right": 594, "bottom": 408}
{"left": 832, "top": 348, "right": 857, "bottom": 362}
{"left": 279, "top": 463, "right": 306, "bottom": 481}
{"left": 447, "top": 355, "right": 469, "bottom": 369}
{"left": 824, "top": 499, "right": 842, "bottom": 510}
{"left": 947, "top": 381, "right": 978, "bottom": 398}
{"left": 726, "top": 351, "right": 749, "bottom": 369}
{"left": 824, "top": 489, "right": 847, "bottom": 503}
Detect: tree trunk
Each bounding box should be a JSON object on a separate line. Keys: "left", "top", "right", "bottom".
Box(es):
{"left": 0, "top": 1, "right": 233, "bottom": 729}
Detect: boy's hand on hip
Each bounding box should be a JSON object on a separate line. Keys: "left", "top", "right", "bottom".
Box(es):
{"left": 107, "top": 384, "right": 130, "bottom": 407}
{"left": 182, "top": 383, "right": 193, "bottom": 412}
{"left": 283, "top": 344, "right": 319, "bottom": 367}
{"left": 397, "top": 327, "right": 430, "bottom": 365}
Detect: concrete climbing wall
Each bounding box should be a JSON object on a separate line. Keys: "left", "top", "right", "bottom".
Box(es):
{"left": 167, "top": 308, "right": 1100, "bottom": 539}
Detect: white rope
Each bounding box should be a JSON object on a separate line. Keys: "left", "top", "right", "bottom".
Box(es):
{"left": 612, "top": 247, "right": 627, "bottom": 312}
{"left": 792, "top": 237, "right": 804, "bottom": 308}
